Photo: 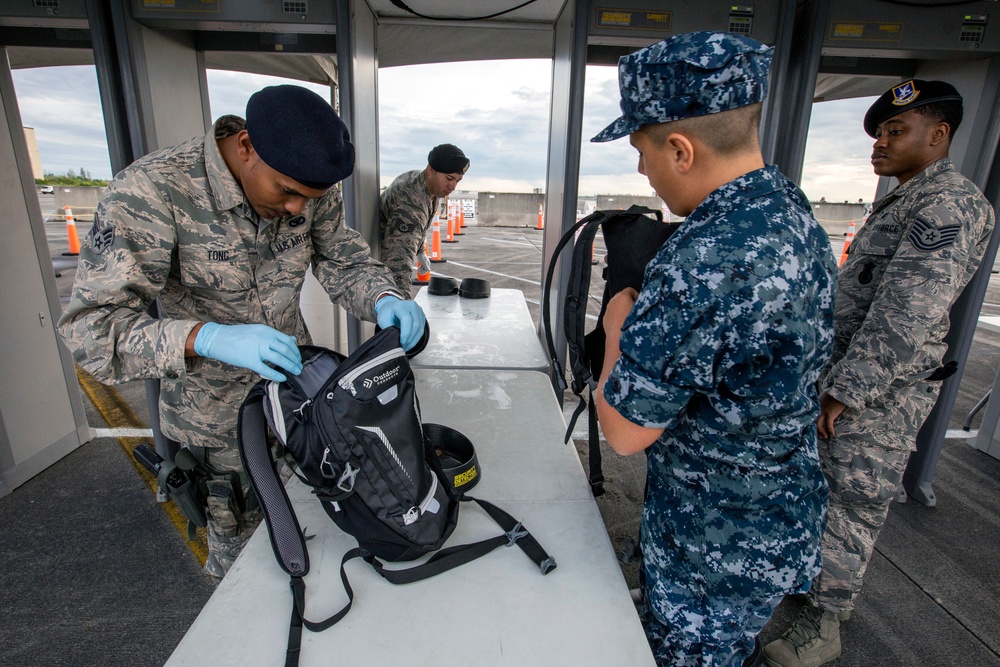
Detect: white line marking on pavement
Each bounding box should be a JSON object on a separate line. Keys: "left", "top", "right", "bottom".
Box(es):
{"left": 95, "top": 427, "right": 154, "bottom": 438}
{"left": 483, "top": 237, "right": 540, "bottom": 247}
{"left": 445, "top": 260, "right": 541, "bottom": 285}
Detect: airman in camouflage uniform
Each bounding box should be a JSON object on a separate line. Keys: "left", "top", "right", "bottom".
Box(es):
{"left": 592, "top": 31, "right": 836, "bottom": 666}
{"left": 379, "top": 144, "right": 469, "bottom": 293}
{"left": 764, "top": 81, "right": 995, "bottom": 667}
{"left": 57, "top": 86, "right": 424, "bottom": 578}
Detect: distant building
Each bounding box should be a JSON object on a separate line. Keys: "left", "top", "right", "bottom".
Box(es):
{"left": 439, "top": 190, "right": 676, "bottom": 226}
{"left": 22, "top": 127, "right": 42, "bottom": 180}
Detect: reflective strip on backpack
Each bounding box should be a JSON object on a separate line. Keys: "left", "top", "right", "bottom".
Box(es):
{"left": 337, "top": 348, "right": 408, "bottom": 396}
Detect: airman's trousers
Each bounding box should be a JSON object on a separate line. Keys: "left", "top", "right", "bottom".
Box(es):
{"left": 810, "top": 381, "right": 938, "bottom": 612}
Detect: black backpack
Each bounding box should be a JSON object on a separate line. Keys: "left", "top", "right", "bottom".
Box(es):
{"left": 542, "top": 205, "right": 681, "bottom": 496}
{"left": 238, "top": 327, "right": 556, "bottom": 667}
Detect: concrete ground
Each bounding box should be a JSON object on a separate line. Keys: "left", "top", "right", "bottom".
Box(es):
{"left": 3, "top": 198, "right": 1000, "bottom": 666}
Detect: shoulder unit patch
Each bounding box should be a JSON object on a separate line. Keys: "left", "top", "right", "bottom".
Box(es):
{"left": 908, "top": 218, "right": 960, "bottom": 252}
{"left": 91, "top": 224, "right": 116, "bottom": 254}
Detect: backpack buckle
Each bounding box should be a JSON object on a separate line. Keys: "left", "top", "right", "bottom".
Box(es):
{"left": 320, "top": 450, "right": 358, "bottom": 496}
{"left": 336, "top": 462, "right": 359, "bottom": 493}
{"left": 505, "top": 522, "right": 528, "bottom": 547}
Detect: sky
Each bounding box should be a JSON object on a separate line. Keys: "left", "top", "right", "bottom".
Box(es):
{"left": 11, "top": 59, "right": 880, "bottom": 203}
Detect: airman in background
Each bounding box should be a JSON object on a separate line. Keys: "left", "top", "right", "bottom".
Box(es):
{"left": 764, "top": 80, "right": 995, "bottom": 667}
{"left": 379, "top": 143, "right": 469, "bottom": 293}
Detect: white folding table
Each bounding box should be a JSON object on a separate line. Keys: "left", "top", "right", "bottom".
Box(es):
{"left": 410, "top": 287, "right": 549, "bottom": 372}
{"left": 165, "top": 369, "right": 654, "bottom": 667}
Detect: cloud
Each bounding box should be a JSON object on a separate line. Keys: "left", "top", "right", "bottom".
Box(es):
{"left": 12, "top": 65, "right": 114, "bottom": 179}
{"left": 800, "top": 96, "right": 881, "bottom": 202}
{"left": 11, "top": 60, "right": 884, "bottom": 204}
{"left": 205, "top": 70, "right": 330, "bottom": 119}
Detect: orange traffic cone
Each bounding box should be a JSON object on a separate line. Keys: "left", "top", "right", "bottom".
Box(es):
{"left": 444, "top": 204, "right": 457, "bottom": 243}
{"left": 535, "top": 203, "right": 544, "bottom": 230}
{"left": 430, "top": 215, "right": 446, "bottom": 263}
{"left": 454, "top": 204, "right": 464, "bottom": 236}
{"left": 63, "top": 206, "right": 81, "bottom": 256}
{"left": 839, "top": 220, "right": 856, "bottom": 266}
{"left": 412, "top": 241, "right": 431, "bottom": 284}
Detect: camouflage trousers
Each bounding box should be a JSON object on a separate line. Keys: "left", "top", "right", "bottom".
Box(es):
{"left": 640, "top": 581, "right": 782, "bottom": 667}
{"left": 640, "top": 466, "right": 825, "bottom": 666}
{"left": 810, "top": 381, "right": 938, "bottom": 612}
{"left": 200, "top": 442, "right": 294, "bottom": 579}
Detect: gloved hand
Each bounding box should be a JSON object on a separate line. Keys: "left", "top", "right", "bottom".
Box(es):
{"left": 194, "top": 323, "right": 302, "bottom": 382}
{"left": 375, "top": 296, "right": 427, "bottom": 351}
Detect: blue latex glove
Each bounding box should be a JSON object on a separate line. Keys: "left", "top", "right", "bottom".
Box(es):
{"left": 375, "top": 296, "right": 426, "bottom": 351}
{"left": 194, "top": 323, "right": 302, "bottom": 382}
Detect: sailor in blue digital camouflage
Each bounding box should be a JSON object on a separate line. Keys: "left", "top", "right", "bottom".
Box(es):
{"left": 592, "top": 31, "right": 836, "bottom": 667}
{"left": 379, "top": 144, "right": 469, "bottom": 293}
{"left": 57, "top": 85, "right": 427, "bottom": 579}
{"left": 765, "top": 81, "right": 995, "bottom": 667}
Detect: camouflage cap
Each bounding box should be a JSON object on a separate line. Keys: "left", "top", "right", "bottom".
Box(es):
{"left": 591, "top": 30, "right": 773, "bottom": 143}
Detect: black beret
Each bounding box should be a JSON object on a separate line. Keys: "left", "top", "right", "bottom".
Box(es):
{"left": 245, "top": 85, "right": 355, "bottom": 189}
{"left": 428, "top": 144, "right": 470, "bottom": 175}
{"left": 863, "top": 79, "right": 963, "bottom": 138}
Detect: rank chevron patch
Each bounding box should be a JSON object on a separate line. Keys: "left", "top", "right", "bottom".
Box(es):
{"left": 908, "top": 218, "right": 960, "bottom": 252}
{"left": 91, "top": 224, "right": 116, "bottom": 254}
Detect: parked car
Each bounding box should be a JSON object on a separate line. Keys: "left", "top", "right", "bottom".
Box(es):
{"left": 39, "top": 185, "right": 54, "bottom": 194}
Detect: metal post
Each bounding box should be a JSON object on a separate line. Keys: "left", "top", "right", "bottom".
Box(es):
{"left": 541, "top": 0, "right": 587, "bottom": 397}
{"left": 904, "top": 146, "right": 1000, "bottom": 505}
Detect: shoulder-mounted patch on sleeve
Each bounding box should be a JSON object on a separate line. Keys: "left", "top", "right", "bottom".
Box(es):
{"left": 393, "top": 220, "right": 417, "bottom": 234}
{"left": 90, "top": 223, "right": 116, "bottom": 254}
{"left": 908, "top": 218, "right": 960, "bottom": 252}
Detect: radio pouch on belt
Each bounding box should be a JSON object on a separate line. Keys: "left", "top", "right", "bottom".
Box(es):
{"left": 238, "top": 326, "right": 556, "bottom": 667}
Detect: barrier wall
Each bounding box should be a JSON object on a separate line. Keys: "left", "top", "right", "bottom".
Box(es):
{"left": 595, "top": 194, "right": 663, "bottom": 213}
{"left": 53, "top": 186, "right": 106, "bottom": 211}
{"left": 478, "top": 191, "right": 668, "bottom": 227}
{"left": 812, "top": 201, "right": 868, "bottom": 239}
{"left": 477, "top": 191, "right": 544, "bottom": 227}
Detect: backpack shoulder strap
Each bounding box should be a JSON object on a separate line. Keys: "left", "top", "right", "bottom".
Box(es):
{"left": 238, "top": 383, "right": 310, "bottom": 577}
{"left": 239, "top": 383, "right": 354, "bottom": 667}
{"left": 540, "top": 210, "right": 610, "bottom": 399}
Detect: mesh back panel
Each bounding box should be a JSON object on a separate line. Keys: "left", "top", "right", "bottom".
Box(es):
{"left": 241, "top": 400, "right": 309, "bottom": 577}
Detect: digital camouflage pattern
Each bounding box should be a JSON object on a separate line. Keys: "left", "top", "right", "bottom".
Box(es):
{"left": 201, "top": 444, "right": 260, "bottom": 577}
{"left": 812, "top": 158, "right": 995, "bottom": 611}
{"left": 604, "top": 166, "right": 837, "bottom": 665}
{"left": 379, "top": 169, "right": 437, "bottom": 293}
{"left": 821, "top": 158, "right": 994, "bottom": 411}
{"left": 57, "top": 116, "right": 402, "bottom": 574}
{"left": 591, "top": 30, "right": 772, "bottom": 143}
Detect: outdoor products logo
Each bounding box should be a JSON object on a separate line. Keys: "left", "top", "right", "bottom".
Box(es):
{"left": 363, "top": 365, "right": 400, "bottom": 389}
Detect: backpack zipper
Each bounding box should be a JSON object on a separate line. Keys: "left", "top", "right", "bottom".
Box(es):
{"left": 402, "top": 473, "right": 439, "bottom": 525}
{"left": 336, "top": 349, "right": 407, "bottom": 396}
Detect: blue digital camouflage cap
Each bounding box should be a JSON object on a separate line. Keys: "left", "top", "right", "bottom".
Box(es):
{"left": 591, "top": 31, "right": 773, "bottom": 143}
